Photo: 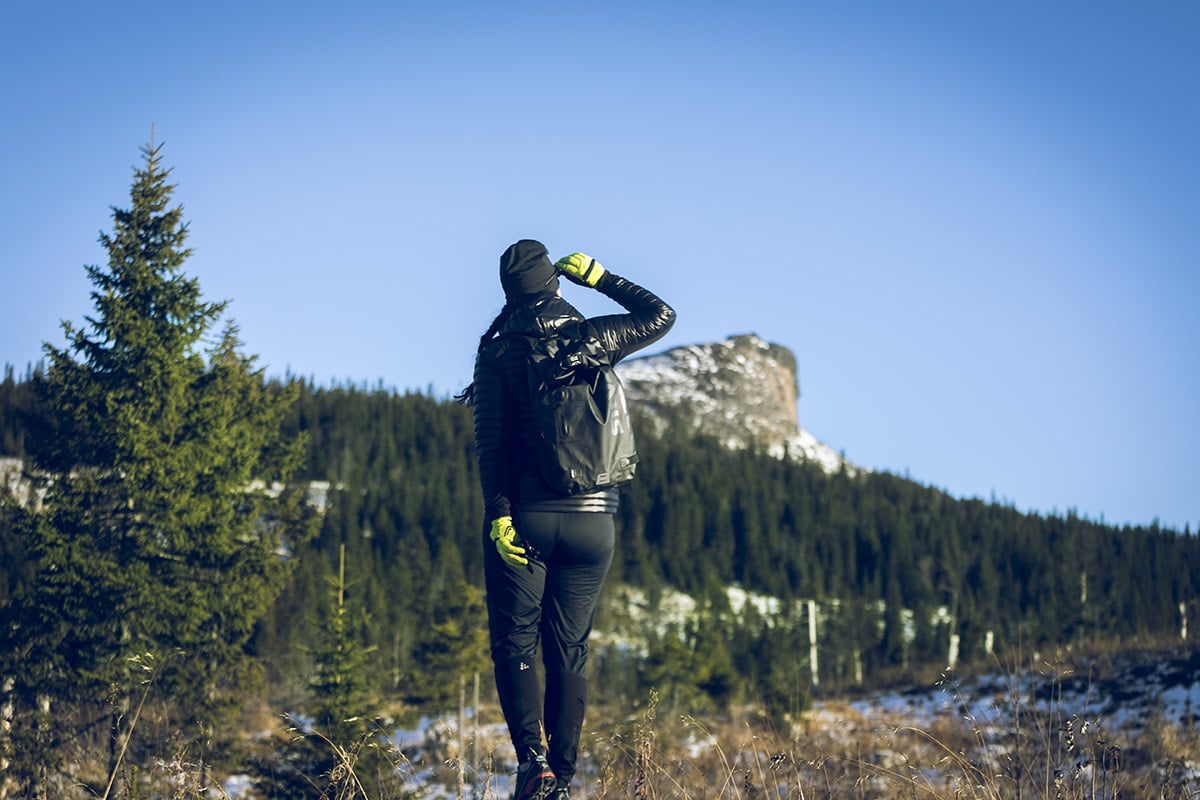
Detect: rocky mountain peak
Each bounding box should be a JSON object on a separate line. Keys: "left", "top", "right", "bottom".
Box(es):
{"left": 616, "top": 333, "right": 854, "bottom": 474}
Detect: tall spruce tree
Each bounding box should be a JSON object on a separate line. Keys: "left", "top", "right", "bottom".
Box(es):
{"left": 0, "top": 139, "right": 315, "bottom": 794}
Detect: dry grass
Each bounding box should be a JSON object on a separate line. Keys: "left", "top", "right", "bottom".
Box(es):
{"left": 6, "top": 650, "right": 1199, "bottom": 799}
{"left": 579, "top": 686, "right": 1200, "bottom": 800}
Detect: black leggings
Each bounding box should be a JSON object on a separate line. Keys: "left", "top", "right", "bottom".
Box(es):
{"left": 483, "top": 510, "right": 615, "bottom": 782}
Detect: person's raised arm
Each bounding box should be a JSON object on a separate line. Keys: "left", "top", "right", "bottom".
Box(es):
{"left": 555, "top": 251, "right": 676, "bottom": 363}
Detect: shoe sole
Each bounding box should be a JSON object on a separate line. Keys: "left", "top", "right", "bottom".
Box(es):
{"left": 517, "top": 773, "right": 557, "bottom": 800}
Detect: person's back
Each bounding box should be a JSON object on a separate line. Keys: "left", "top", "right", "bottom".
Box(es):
{"left": 476, "top": 293, "right": 621, "bottom": 512}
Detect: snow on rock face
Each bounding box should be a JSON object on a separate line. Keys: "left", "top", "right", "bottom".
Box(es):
{"left": 617, "top": 333, "right": 854, "bottom": 475}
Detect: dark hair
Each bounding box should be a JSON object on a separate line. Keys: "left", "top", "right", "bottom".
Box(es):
{"left": 454, "top": 302, "right": 516, "bottom": 405}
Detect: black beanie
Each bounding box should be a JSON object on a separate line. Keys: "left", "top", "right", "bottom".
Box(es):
{"left": 499, "top": 239, "right": 559, "bottom": 300}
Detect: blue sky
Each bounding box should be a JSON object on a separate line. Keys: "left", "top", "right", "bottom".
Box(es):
{"left": 2, "top": 1, "right": 1197, "bottom": 532}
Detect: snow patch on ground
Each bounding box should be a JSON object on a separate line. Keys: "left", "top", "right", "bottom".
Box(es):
{"left": 838, "top": 653, "right": 1200, "bottom": 747}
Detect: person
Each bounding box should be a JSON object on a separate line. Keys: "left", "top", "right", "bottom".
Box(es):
{"left": 460, "top": 240, "right": 675, "bottom": 800}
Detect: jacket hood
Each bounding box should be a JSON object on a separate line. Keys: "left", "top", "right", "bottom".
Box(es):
{"left": 502, "top": 295, "right": 584, "bottom": 338}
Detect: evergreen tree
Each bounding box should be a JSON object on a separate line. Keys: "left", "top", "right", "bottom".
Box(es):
{"left": 0, "top": 140, "right": 315, "bottom": 793}
{"left": 309, "top": 545, "right": 376, "bottom": 744}
{"left": 405, "top": 538, "right": 490, "bottom": 706}
{"left": 0, "top": 363, "right": 38, "bottom": 456}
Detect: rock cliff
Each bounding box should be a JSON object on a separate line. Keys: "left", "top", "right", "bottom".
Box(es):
{"left": 616, "top": 333, "right": 854, "bottom": 474}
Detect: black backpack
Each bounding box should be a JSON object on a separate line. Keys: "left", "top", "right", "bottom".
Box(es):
{"left": 508, "top": 323, "right": 639, "bottom": 495}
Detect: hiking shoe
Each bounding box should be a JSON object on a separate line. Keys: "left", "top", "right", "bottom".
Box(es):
{"left": 512, "top": 754, "right": 557, "bottom": 800}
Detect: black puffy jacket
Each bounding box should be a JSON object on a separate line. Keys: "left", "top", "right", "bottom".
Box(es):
{"left": 472, "top": 272, "right": 676, "bottom": 519}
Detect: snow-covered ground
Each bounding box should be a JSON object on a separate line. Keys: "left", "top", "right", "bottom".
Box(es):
{"left": 842, "top": 651, "right": 1200, "bottom": 740}
{"left": 823, "top": 649, "right": 1200, "bottom": 792}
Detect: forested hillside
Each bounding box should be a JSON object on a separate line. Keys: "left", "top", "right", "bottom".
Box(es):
{"left": 190, "top": 379, "right": 1200, "bottom": 707}
{"left": 3, "top": 368, "right": 1198, "bottom": 715}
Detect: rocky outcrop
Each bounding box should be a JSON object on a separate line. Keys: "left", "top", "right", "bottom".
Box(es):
{"left": 616, "top": 333, "right": 854, "bottom": 473}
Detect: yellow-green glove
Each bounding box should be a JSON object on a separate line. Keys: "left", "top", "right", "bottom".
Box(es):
{"left": 554, "top": 252, "right": 606, "bottom": 287}
{"left": 489, "top": 516, "right": 528, "bottom": 567}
